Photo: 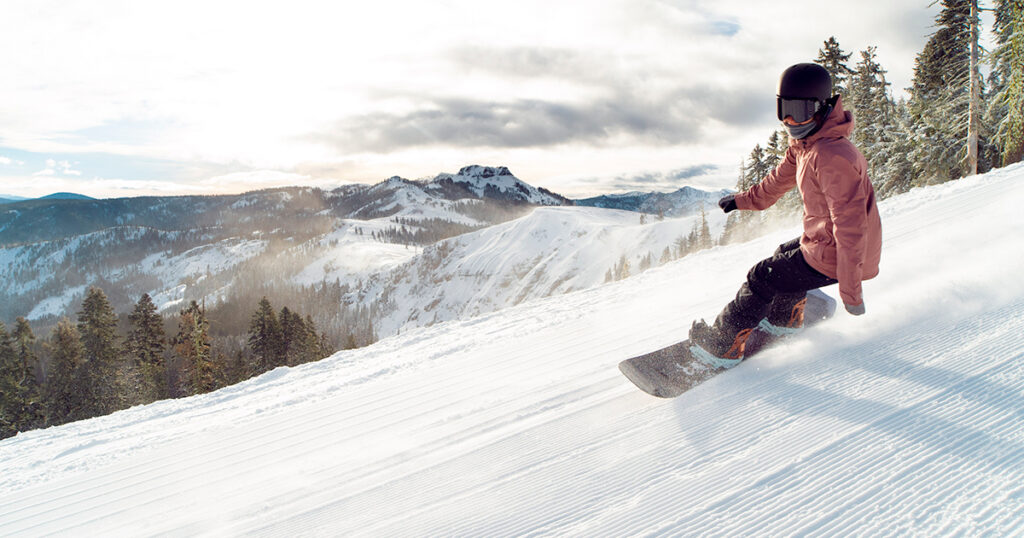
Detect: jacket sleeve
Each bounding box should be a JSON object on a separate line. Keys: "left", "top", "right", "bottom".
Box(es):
{"left": 819, "top": 153, "right": 871, "bottom": 306}
{"left": 735, "top": 147, "right": 797, "bottom": 211}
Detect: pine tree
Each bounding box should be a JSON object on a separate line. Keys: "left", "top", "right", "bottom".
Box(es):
{"left": 675, "top": 234, "right": 691, "bottom": 258}
{"left": 697, "top": 206, "right": 713, "bottom": 250}
{"left": 909, "top": 0, "right": 978, "bottom": 184}
{"left": 77, "top": 286, "right": 123, "bottom": 416}
{"left": 175, "top": 301, "right": 216, "bottom": 395}
{"left": 221, "top": 351, "right": 251, "bottom": 386}
{"left": 874, "top": 100, "right": 919, "bottom": 197}
{"left": 744, "top": 144, "right": 771, "bottom": 188}
{"left": 816, "top": 36, "right": 855, "bottom": 98}
{"left": 248, "top": 297, "right": 283, "bottom": 374}
{"left": 850, "top": 47, "right": 892, "bottom": 148}
{"left": 302, "top": 315, "right": 326, "bottom": 364}
{"left": 11, "top": 318, "right": 43, "bottom": 432}
{"left": 638, "top": 253, "right": 653, "bottom": 272}
{"left": 764, "top": 130, "right": 788, "bottom": 170}
{"left": 0, "top": 322, "right": 21, "bottom": 438}
{"left": 660, "top": 246, "right": 674, "bottom": 264}
{"left": 126, "top": 293, "right": 167, "bottom": 403}
{"left": 614, "top": 255, "right": 631, "bottom": 281}
{"left": 279, "top": 306, "right": 305, "bottom": 367}
{"left": 989, "top": 0, "right": 1024, "bottom": 165}
{"left": 45, "top": 319, "right": 87, "bottom": 426}
{"left": 720, "top": 161, "right": 747, "bottom": 246}
{"left": 967, "top": 0, "right": 983, "bottom": 175}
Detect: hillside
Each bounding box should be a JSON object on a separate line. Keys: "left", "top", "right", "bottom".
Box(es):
{"left": 352, "top": 205, "right": 728, "bottom": 336}
{"left": 1, "top": 163, "right": 1022, "bottom": 535}
{"left": 0, "top": 166, "right": 564, "bottom": 322}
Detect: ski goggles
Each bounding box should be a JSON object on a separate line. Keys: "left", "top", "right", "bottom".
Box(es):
{"left": 777, "top": 96, "right": 824, "bottom": 123}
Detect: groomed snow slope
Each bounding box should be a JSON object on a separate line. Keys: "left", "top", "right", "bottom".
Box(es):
{"left": 2, "top": 164, "right": 1024, "bottom": 536}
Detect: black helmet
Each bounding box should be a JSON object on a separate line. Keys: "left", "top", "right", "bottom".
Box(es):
{"left": 777, "top": 62, "right": 836, "bottom": 138}
{"left": 778, "top": 63, "right": 832, "bottom": 102}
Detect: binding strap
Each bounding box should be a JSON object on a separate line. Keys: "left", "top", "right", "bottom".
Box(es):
{"left": 757, "top": 318, "right": 802, "bottom": 337}
{"left": 690, "top": 344, "right": 742, "bottom": 370}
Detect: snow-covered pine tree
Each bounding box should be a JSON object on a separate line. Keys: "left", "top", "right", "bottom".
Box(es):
{"left": 908, "top": 0, "right": 980, "bottom": 184}
{"left": 968, "top": 0, "right": 982, "bottom": 175}
{"left": 816, "top": 36, "right": 855, "bottom": 99}
{"left": 847, "top": 46, "right": 907, "bottom": 194}
{"left": 989, "top": 0, "right": 1024, "bottom": 166}
{"left": 850, "top": 47, "right": 892, "bottom": 149}
{"left": 766, "top": 130, "right": 802, "bottom": 214}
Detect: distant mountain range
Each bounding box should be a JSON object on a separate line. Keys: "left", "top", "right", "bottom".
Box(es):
{"left": 575, "top": 186, "right": 733, "bottom": 217}
{"left": 0, "top": 192, "right": 95, "bottom": 204}
{"left": 0, "top": 164, "right": 730, "bottom": 331}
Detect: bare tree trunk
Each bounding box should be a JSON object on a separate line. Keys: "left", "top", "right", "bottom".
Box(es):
{"left": 968, "top": 0, "right": 981, "bottom": 176}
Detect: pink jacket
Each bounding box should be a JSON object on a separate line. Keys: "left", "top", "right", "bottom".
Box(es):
{"left": 735, "top": 96, "right": 882, "bottom": 306}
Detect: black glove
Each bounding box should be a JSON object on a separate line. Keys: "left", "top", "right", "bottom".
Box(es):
{"left": 844, "top": 302, "right": 866, "bottom": 316}
{"left": 718, "top": 194, "right": 737, "bottom": 214}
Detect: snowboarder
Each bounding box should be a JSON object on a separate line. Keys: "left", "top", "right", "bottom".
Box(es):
{"left": 688, "top": 62, "right": 883, "bottom": 367}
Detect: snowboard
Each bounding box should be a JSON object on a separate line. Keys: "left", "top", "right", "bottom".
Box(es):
{"left": 618, "top": 289, "right": 837, "bottom": 398}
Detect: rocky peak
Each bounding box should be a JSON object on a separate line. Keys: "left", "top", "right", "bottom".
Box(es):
{"left": 456, "top": 165, "right": 514, "bottom": 179}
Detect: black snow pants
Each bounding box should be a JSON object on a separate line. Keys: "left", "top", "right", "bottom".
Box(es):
{"left": 711, "top": 237, "right": 838, "bottom": 338}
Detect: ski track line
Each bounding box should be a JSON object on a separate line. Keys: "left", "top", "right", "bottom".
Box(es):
{"left": 356, "top": 297, "right": 1019, "bottom": 536}
{"left": 358, "top": 342, "right": 872, "bottom": 532}
{"left": 244, "top": 383, "right": 647, "bottom": 537}
{"left": 378, "top": 295, "right": 1024, "bottom": 532}
{"left": 282, "top": 389, "right": 667, "bottom": 537}
{"left": 678, "top": 357, "right": 1022, "bottom": 536}
{"left": 807, "top": 357, "right": 1024, "bottom": 535}
{"left": 641, "top": 304, "right": 1024, "bottom": 536}
{"left": 0, "top": 304, "right": 674, "bottom": 535}
{"left": 208, "top": 293, "right": 692, "bottom": 536}
{"left": 0, "top": 309, "right": 618, "bottom": 500}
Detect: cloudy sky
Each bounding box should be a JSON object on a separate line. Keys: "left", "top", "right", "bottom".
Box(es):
{"left": 0, "top": 0, "right": 990, "bottom": 199}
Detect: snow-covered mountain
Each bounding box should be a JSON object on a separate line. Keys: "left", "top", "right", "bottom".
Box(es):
{"left": 0, "top": 166, "right": 569, "bottom": 320}
{"left": 575, "top": 185, "right": 734, "bottom": 217}
{"left": 353, "top": 205, "right": 728, "bottom": 336}
{"left": 428, "top": 165, "right": 571, "bottom": 206}
{"left": 2, "top": 163, "right": 1022, "bottom": 535}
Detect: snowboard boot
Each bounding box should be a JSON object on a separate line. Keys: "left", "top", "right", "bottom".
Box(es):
{"left": 688, "top": 320, "right": 753, "bottom": 369}
{"left": 744, "top": 297, "right": 806, "bottom": 357}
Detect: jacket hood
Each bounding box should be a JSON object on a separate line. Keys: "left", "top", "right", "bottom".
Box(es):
{"left": 792, "top": 95, "right": 855, "bottom": 146}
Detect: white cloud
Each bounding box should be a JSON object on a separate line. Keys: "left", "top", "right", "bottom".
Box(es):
{"left": 33, "top": 159, "right": 82, "bottom": 176}
{"left": 0, "top": 0, "right": 953, "bottom": 194}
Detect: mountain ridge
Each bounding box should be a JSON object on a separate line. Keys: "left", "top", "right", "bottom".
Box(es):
{"left": 574, "top": 185, "right": 734, "bottom": 217}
